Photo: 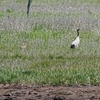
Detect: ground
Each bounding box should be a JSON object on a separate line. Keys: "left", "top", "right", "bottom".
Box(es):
{"left": 0, "top": 84, "right": 100, "bottom": 100}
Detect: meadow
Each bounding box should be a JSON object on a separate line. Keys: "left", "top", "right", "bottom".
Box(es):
{"left": 0, "top": 0, "right": 100, "bottom": 86}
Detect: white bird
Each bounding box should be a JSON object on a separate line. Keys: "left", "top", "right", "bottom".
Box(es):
{"left": 70, "top": 29, "right": 80, "bottom": 49}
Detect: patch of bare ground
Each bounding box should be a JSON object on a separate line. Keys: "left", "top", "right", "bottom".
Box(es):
{"left": 0, "top": 84, "right": 100, "bottom": 100}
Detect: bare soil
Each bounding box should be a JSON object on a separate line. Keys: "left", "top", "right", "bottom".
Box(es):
{"left": 0, "top": 84, "right": 100, "bottom": 100}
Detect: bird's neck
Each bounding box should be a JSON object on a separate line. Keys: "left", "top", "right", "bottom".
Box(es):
{"left": 77, "top": 30, "right": 79, "bottom": 36}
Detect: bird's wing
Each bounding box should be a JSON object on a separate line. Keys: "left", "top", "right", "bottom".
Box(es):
{"left": 72, "top": 37, "right": 80, "bottom": 46}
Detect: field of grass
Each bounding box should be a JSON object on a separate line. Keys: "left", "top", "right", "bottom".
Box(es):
{"left": 0, "top": 0, "right": 100, "bottom": 86}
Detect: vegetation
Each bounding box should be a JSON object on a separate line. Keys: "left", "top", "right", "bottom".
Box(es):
{"left": 0, "top": 0, "right": 100, "bottom": 86}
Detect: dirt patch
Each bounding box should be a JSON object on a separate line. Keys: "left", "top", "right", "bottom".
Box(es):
{"left": 0, "top": 84, "right": 100, "bottom": 100}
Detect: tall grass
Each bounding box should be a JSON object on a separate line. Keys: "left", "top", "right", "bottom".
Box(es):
{"left": 0, "top": 0, "right": 100, "bottom": 85}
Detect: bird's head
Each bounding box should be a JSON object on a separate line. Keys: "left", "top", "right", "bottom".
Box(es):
{"left": 77, "top": 29, "right": 80, "bottom": 32}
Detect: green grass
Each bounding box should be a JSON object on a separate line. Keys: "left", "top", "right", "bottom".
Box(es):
{"left": 0, "top": 11, "right": 5, "bottom": 18}
{"left": 0, "top": 29, "right": 100, "bottom": 85}
{"left": 0, "top": 0, "right": 100, "bottom": 86}
{"left": 0, "top": 56, "right": 100, "bottom": 85}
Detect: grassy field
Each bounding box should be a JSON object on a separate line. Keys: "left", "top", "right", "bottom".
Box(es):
{"left": 0, "top": 0, "right": 100, "bottom": 86}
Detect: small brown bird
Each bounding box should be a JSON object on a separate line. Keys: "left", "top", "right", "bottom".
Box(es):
{"left": 19, "top": 40, "right": 27, "bottom": 50}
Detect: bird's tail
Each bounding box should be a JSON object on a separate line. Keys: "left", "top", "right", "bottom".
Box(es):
{"left": 70, "top": 44, "right": 75, "bottom": 49}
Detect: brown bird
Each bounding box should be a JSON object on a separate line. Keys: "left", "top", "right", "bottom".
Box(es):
{"left": 19, "top": 40, "right": 27, "bottom": 50}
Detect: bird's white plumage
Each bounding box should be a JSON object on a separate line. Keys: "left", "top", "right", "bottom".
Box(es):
{"left": 70, "top": 29, "right": 80, "bottom": 48}
{"left": 71, "top": 36, "right": 80, "bottom": 47}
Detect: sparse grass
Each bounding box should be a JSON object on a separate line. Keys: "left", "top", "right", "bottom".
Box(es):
{"left": 0, "top": 0, "right": 100, "bottom": 86}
